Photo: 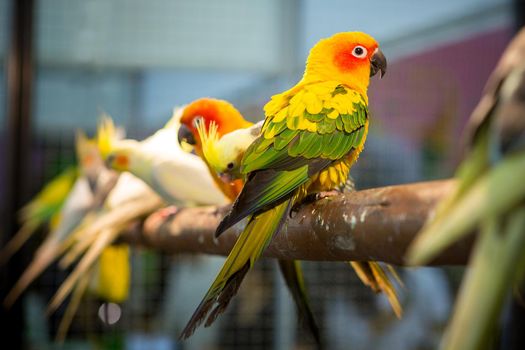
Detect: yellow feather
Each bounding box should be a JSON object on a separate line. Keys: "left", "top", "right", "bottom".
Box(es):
{"left": 327, "top": 109, "right": 339, "bottom": 119}
{"left": 264, "top": 94, "right": 287, "bottom": 116}
{"left": 305, "top": 95, "right": 323, "bottom": 115}
{"left": 289, "top": 90, "right": 305, "bottom": 106}
{"left": 273, "top": 106, "right": 289, "bottom": 123}
{"left": 287, "top": 115, "right": 301, "bottom": 130}
{"left": 297, "top": 118, "right": 317, "bottom": 132}
{"left": 329, "top": 167, "right": 339, "bottom": 183}
{"left": 91, "top": 245, "right": 130, "bottom": 302}
{"left": 289, "top": 101, "right": 305, "bottom": 118}
{"left": 318, "top": 169, "right": 328, "bottom": 185}
{"left": 306, "top": 81, "right": 338, "bottom": 95}
{"left": 96, "top": 116, "right": 118, "bottom": 159}
{"left": 196, "top": 119, "right": 221, "bottom": 172}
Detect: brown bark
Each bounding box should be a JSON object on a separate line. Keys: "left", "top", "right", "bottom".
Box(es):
{"left": 122, "top": 179, "right": 472, "bottom": 266}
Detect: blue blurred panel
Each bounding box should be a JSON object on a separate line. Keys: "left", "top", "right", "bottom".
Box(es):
{"left": 140, "top": 69, "right": 264, "bottom": 127}
{"left": 36, "top": 0, "right": 285, "bottom": 72}
{"left": 300, "top": 0, "right": 511, "bottom": 61}
{"left": 34, "top": 68, "right": 135, "bottom": 133}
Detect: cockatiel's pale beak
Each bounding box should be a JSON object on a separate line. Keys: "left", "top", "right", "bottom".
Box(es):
{"left": 370, "top": 48, "right": 387, "bottom": 78}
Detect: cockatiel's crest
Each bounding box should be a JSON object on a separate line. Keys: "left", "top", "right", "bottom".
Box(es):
{"left": 96, "top": 114, "right": 125, "bottom": 159}
{"left": 196, "top": 118, "right": 262, "bottom": 180}
{"left": 195, "top": 119, "right": 221, "bottom": 171}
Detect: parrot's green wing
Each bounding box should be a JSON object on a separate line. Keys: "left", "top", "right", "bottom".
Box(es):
{"left": 216, "top": 84, "right": 368, "bottom": 236}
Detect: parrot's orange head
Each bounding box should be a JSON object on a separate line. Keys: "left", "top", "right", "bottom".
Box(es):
{"left": 178, "top": 98, "right": 251, "bottom": 151}
{"left": 304, "top": 31, "right": 386, "bottom": 94}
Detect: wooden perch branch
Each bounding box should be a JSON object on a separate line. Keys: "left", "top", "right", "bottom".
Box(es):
{"left": 122, "top": 180, "right": 472, "bottom": 266}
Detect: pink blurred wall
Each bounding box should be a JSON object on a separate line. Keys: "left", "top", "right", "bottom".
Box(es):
{"left": 369, "top": 26, "right": 514, "bottom": 165}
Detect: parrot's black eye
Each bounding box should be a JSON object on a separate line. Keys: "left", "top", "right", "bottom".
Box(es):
{"left": 227, "top": 162, "right": 234, "bottom": 170}
{"left": 178, "top": 124, "right": 196, "bottom": 145}
{"left": 352, "top": 45, "right": 367, "bottom": 58}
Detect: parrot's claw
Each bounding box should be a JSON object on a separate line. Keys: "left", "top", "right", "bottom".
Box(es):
{"left": 316, "top": 190, "right": 341, "bottom": 200}
{"left": 156, "top": 206, "right": 179, "bottom": 220}
{"left": 291, "top": 189, "right": 341, "bottom": 217}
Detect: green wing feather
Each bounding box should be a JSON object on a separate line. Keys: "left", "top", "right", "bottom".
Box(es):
{"left": 217, "top": 86, "right": 368, "bottom": 236}
{"left": 182, "top": 83, "right": 369, "bottom": 340}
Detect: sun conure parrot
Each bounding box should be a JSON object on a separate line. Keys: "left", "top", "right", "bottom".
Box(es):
{"left": 407, "top": 28, "right": 525, "bottom": 350}
{"left": 180, "top": 31, "right": 399, "bottom": 339}
{"left": 178, "top": 98, "right": 252, "bottom": 201}
{"left": 177, "top": 99, "right": 321, "bottom": 345}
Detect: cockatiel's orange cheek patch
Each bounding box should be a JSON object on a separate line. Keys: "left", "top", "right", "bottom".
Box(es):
{"left": 82, "top": 154, "right": 94, "bottom": 167}
{"left": 115, "top": 155, "right": 129, "bottom": 168}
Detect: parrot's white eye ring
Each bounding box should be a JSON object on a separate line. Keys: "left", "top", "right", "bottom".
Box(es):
{"left": 193, "top": 116, "right": 204, "bottom": 128}
{"left": 352, "top": 45, "right": 367, "bottom": 58}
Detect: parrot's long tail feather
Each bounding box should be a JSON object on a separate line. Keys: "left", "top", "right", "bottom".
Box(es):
{"left": 204, "top": 263, "right": 250, "bottom": 327}
{"left": 0, "top": 222, "right": 39, "bottom": 265}
{"left": 59, "top": 227, "right": 99, "bottom": 268}
{"left": 180, "top": 198, "right": 292, "bottom": 339}
{"left": 47, "top": 227, "right": 120, "bottom": 313}
{"left": 56, "top": 267, "right": 92, "bottom": 343}
{"left": 4, "top": 239, "right": 65, "bottom": 307}
{"left": 349, "top": 261, "right": 403, "bottom": 318}
{"left": 278, "top": 259, "right": 322, "bottom": 347}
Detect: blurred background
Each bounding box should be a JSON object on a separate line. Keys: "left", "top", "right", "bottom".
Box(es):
{"left": 0, "top": 0, "right": 521, "bottom": 349}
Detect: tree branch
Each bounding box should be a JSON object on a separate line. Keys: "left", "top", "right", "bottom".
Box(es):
{"left": 122, "top": 180, "right": 472, "bottom": 266}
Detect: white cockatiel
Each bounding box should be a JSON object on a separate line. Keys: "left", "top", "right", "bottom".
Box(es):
{"left": 48, "top": 107, "right": 229, "bottom": 314}
{"left": 104, "top": 108, "right": 229, "bottom": 206}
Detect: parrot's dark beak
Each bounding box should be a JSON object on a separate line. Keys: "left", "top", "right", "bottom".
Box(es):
{"left": 86, "top": 176, "right": 98, "bottom": 194}
{"left": 105, "top": 153, "right": 115, "bottom": 168}
{"left": 219, "top": 172, "right": 234, "bottom": 184}
{"left": 178, "top": 124, "right": 196, "bottom": 146}
{"left": 370, "top": 48, "right": 387, "bottom": 78}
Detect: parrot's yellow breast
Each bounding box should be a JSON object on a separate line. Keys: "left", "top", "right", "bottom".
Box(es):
{"left": 306, "top": 121, "right": 368, "bottom": 194}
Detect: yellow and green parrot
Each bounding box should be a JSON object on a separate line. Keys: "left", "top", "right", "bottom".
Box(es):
{"left": 2, "top": 130, "right": 118, "bottom": 307}
{"left": 181, "top": 31, "right": 399, "bottom": 339}
{"left": 0, "top": 165, "right": 78, "bottom": 266}
{"left": 407, "top": 28, "right": 525, "bottom": 350}
{"left": 178, "top": 99, "right": 321, "bottom": 344}
{"left": 1, "top": 128, "right": 130, "bottom": 341}
{"left": 178, "top": 97, "right": 252, "bottom": 200}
